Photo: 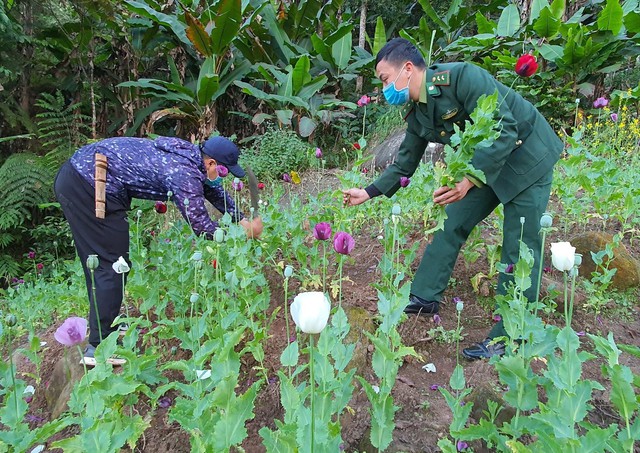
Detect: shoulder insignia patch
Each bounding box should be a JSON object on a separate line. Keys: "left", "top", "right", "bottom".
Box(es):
{"left": 427, "top": 83, "right": 441, "bottom": 97}
{"left": 432, "top": 70, "right": 451, "bottom": 86}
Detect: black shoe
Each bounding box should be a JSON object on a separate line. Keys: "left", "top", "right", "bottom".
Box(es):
{"left": 462, "top": 338, "right": 506, "bottom": 360}
{"left": 404, "top": 295, "right": 440, "bottom": 315}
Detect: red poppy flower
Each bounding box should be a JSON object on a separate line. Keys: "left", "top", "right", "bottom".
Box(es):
{"left": 211, "top": 259, "right": 218, "bottom": 269}
{"left": 515, "top": 54, "right": 538, "bottom": 77}
{"left": 36, "top": 263, "right": 44, "bottom": 271}
{"left": 155, "top": 201, "right": 167, "bottom": 214}
{"left": 258, "top": 182, "right": 265, "bottom": 190}
{"left": 353, "top": 142, "right": 361, "bottom": 150}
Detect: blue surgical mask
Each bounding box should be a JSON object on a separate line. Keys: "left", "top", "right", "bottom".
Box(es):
{"left": 205, "top": 176, "right": 222, "bottom": 188}
{"left": 383, "top": 66, "right": 411, "bottom": 105}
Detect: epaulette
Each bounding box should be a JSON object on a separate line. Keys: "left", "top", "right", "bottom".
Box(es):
{"left": 402, "top": 102, "right": 415, "bottom": 120}
{"left": 432, "top": 70, "right": 450, "bottom": 85}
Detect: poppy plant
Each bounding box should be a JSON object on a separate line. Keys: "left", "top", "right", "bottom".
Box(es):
{"left": 54, "top": 317, "right": 88, "bottom": 347}
{"left": 333, "top": 231, "right": 355, "bottom": 255}
{"left": 155, "top": 201, "right": 167, "bottom": 214}
{"left": 357, "top": 95, "right": 371, "bottom": 107}
{"left": 27, "top": 251, "right": 36, "bottom": 259}
{"left": 216, "top": 165, "right": 229, "bottom": 177}
{"left": 515, "top": 54, "right": 538, "bottom": 77}
{"left": 232, "top": 178, "right": 243, "bottom": 191}
{"left": 593, "top": 97, "right": 609, "bottom": 109}
{"left": 313, "top": 222, "right": 332, "bottom": 241}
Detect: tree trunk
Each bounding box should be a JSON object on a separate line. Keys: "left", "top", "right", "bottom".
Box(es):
{"left": 355, "top": 0, "right": 368, "bottom": 94}
{"left": 19, "top": 1, "right": 34, "bottom": 117}
{"left": 515, "top": 0, "right": 531, "bottom": 23}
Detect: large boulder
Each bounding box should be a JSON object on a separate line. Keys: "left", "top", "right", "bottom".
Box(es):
{"left": 45, "top": 346, "right": 86, "bottom": 419}
{"left": 570, "top": 232, "right": 640, "bottom": 290}
{"left": 370, "top": 129, "right": 443, "bottom": 170}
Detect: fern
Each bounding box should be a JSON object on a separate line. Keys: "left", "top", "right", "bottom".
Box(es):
{"left": 0, "top": 153, "right": 52, "bottom": 280}
{"left": 36, "top": 91, "right": 91, "bottom": 169}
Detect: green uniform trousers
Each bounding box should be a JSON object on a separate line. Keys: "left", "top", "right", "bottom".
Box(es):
{"left": 410, "top": 170, "right": 554, "bottom": 339}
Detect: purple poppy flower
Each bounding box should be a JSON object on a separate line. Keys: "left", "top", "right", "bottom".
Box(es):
{"left": 158, "top": 396, "right": 172, "bottom": 408}
{"left": 333, "top": 231, "right": 355, "bottom": 255}
{"left": 430, "top": 384, "right": 440, "bottom": 391}
{"left": 543, "top": 266, "right": 552, "bottom": 273}
{"left": 576, "top": 331, "right": 585, "bottom": 337}
{"left": 282, "top": 173, "right": 292, "bottom": 183}
{"left": 54, "top": 317, "right": 88, "bottom": 347}
{"left": 400, "top": 176, "right": 411, "bottom": 188}
{"left": 611, "top": 113, "right": 618, "bottom": 122}
{"left": 216, "top": 165, "right": 229, "bottom": 177}
{"left": 432, "top": 314, "right": 442, "bottom": 325}
{"left": 457, "top": 440, "right": 469, "bottom": 451}
{"left": 492, "top": 314, "right": 502, "bottom": 322}
{"left": 27, "top": 251, "right": 36, "bottom": 260}
{"left": 593, "top": 97, "right": 609, "bottom": 109}
{"left": 505, "top": 263, "right": 515, "bottom": 273}
{"left": 268, "top": 376, "right": 278, "bottom": 385}
{"left": 232, "top": 178, "right": 243, "bottom": 191}
{"left": 313, "top": 222, "right": 332, "bottom": 241}
{"left": 315, "top": 147, "right": 323, "bottom": 158}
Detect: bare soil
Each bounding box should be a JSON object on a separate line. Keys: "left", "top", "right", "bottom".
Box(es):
{"left": 12, "top": 169, "right": 640, "bottom": 452}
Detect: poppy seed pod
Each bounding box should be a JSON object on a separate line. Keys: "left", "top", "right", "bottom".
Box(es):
{"left": 540, "top": 213, "right": 553, "bottom": 228}
{"left": 284, "top": 265, "right": 294, "bottom": 278}
{"left": 86, "top": 254, "right": 99, "bottom": 270}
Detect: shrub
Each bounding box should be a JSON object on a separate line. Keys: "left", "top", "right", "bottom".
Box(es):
{"left": 240, "top": 126, "right": 314, "bottom": 179}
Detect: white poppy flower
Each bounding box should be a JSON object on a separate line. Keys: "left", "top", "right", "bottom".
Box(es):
{"left": 112, "top": 256, "right": 130, "bottom": 274}
{"left": 290, "top": 292, "right": 331, "bottom": 334}
{"left": 550, "top": 242, "right": 576, "bottom": 272}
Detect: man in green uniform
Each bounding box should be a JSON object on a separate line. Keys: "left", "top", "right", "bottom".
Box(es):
{"left": 343, "top": 38, "right": 563, "bottom": 359}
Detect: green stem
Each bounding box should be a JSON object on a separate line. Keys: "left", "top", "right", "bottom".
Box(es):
{"left": 7, "top": 328, "right": 19, "bottom": 423}
{"left": 534, "top": 229, "right": 547, "bottom": 319}
{"left": 122, "top": 273, "right": 130, "bottom": 320}
{"left": 322, "top": 241, "right": 327, "bottom": 294}
{"left": 284, "top": 276, "right": 291, "bottom": 378}
{"left": 338, "top": 257, "right": 344, "bottom": 309}
{"left": 568, "top": 269, "right": 576, "bottom": 327}
{"left": 76, "top": 344, "right": 95, "bottom": 411}
{"left": 563, "top": 271, "right": 569, "bottom": 328}
{"left": 90, "top": 269, "right": 102, "bottom": 342}
{"left": 309, "top": 334, "right": 315, "bottom": 453}
{"left": 361, "top": 105, "right": 367, "bottom": 138}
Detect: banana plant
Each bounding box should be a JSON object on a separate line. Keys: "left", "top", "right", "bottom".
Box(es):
{"left": 235, "top": 54, "right": 357, "bottom": 137}
{"left": 119, "top": 0, "right": 256, "bottom": 135}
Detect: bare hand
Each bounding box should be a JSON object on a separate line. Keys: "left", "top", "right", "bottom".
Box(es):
{"left": 433, "top": 178, "right": 474, "bottom": 206}
{"left": 240, "top": 217, "right": 263, "bottom": 239}
{"left": 342, "top": 188, "right": 370, "bottom": 207}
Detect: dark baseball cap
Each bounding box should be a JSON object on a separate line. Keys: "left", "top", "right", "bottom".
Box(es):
{"left": 200, "top": 136, "right": 245, "bottom": 178}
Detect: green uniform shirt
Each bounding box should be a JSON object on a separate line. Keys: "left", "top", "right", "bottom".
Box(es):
{"left": 371, "top": 62, "right": 563, "bottom": 204}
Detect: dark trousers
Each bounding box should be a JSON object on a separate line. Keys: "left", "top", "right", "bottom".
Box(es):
{"left": 410, "top": 170, "right": 553, "bottom": 339}
{"left": 54, "top": 161, "right": 130, "bottom": 347}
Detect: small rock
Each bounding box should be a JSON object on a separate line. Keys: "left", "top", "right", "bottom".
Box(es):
{"left": 45, "top": 346, "right": 86, "bottom": 419}
{"left": 570, "top": 232, "right": 640, "bottom": 290}
{"left": 422, "top": 363, "right": 437, "bottom": 373}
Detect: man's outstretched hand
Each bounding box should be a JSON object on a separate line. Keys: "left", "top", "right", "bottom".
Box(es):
{"left": 342, "top": 188, "right": 370, "bottom": 207}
